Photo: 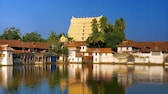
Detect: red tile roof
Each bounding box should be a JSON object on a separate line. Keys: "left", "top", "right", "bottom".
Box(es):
{"left": 0, "top": 40, "right": 50, "bottom": 49}
{"left": 66, "top": 41, "right": 88, "bottom": 47}
{"left": 86, "top": 48, "right": 114, "bottom": 53}
{"left": 118, "top": 39, "right": 168, "bottom": 52}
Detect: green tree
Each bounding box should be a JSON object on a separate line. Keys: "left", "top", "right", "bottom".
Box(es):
{"left": 105, "top": 32, "right": 122, "bottom": 51}
{"left": 0, "top": 27, "right": 21, "bottom": 40}
{"left": 22, "top": 32, "right": 44, "bottom": 42}
{"left": 47, "top": 31, "right": 59, "bottom": 52}
{"left": 99, "top": 16, "right": 109, "bottom": 33}
{"left": 87, "top": 19, "right": 105, "bottom": 48}
{"left": 91, "top": 19, "right": 99, "bottom": 33}
{"left": 104, "top": 18, "right": 126, "bottom": 51}
{"left": 113, "top": 18, "right": 126, "bottom": 40}
{"left": 87, "top": 16, "right": 126, "bottom": 50}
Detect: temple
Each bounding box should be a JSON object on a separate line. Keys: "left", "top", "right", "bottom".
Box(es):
{"left": 67, "top": 15, "right": 102, "bottom": 41}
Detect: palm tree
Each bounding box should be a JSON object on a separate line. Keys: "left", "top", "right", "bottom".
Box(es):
{"left": 99, "top": 16, "right": 109, "bottom": 33}
{"left": 87, "top": 31, "right": 105, "bottom": 48}
{"left": 87, "top": 18, "right": 106, "bottom": 48}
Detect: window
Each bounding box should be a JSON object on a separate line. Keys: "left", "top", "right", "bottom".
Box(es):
{"left": 82, "top": 37, "right": 84, "bottom": 40}
{"left": 95, "top": 53, "right": 97, "bottom": 55}
{"left": 83, "top": 47, "right": 85, "bottom": 49}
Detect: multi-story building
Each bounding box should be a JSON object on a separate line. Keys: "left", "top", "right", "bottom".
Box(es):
{"left": 66, "top": 41, "right": 114, "bottom": 63}
{"left": 67, "top": 15, "right": 102, "bottom": 41}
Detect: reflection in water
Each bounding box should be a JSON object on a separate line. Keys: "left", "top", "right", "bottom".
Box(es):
{"left": 0, "top": 64, "right": 168, "bottom": 94}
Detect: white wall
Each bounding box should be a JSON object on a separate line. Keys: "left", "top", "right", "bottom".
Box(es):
{"left": 0, "top": 51, "right": 13, "bottom": 65}
{"left": 92, "top": 52, "right": 100, "bottom": 63}
{"left": 149, "top": 51, "right": 163, "bottom": 64}
{"left": 80, "top": 46, "right": 87, "bottom": 52}
{"left": 132, "top": 51, "right": 164, "bottom": 64}
{"left": 100, "top": 53, "right": 113, "bottom": 63}
{"left": 118, "top": 47, "right": 133, "bottom": 53}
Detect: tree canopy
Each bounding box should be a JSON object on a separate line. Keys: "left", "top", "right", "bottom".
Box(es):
{"left": 47, "top": 31, "right": 59, "bottom": 52}
{"left": 47, "top": 31, "right": 68, "bottom": 56}
{"left": 87, "top": 18, "right": 105, "bottom": 48}
{"left": 22, "top": 32, "right": 45, "bottom": 42}
{"left": 0, "top": 27, "right": 21, "bottom": 40}
{"left": 87, "top": 16, "right": 126, "bottom": 50}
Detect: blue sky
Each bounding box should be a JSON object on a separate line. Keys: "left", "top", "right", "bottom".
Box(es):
{"left": 0, "top": 0, "right": 168, "bottom": 41}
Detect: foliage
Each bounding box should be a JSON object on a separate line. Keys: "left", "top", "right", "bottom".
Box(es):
{"left": 86, "top": 16, "right": 126, "bottom": 50}
{"left": 47, "top": 31, "right": 60, "bottom": 53}
{"left": 57, "top": 46, "right": 68, "bottom": 56}
{"left": 22, "top": 32, "right": 45, "bottom": 42}
{"left": 0, "top": 27, "right": 21, "bottom": 40}
{"left": 99, "top": 16, "right": 109, "bottom": 33}
{"left": 87, "top": 19, "right": 105, "bottom": 48}
{"left": 105, "top": 18, "right": 126, "bottom": 51}
{"left": 91, "top": 19, "right": 99, "bottom": 33}
{"left": 87, "top": 77, "right": 125, "bottom": 94}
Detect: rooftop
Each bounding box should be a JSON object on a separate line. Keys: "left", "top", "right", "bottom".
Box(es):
{"left": 66, "top": 41, "right": 88, "bottom": 47}
{"left": 0, "top": 40, "right": 50, "bottom": 50}
{"left": 118, "top": 39, "right": 168, "bottom": 52}
{"left": 87, "top": 48, "right": 114, "bottom": 53}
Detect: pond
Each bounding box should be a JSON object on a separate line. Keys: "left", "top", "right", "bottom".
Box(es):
{"left": 0, "top": 64, "right": 168, "bottom": 94}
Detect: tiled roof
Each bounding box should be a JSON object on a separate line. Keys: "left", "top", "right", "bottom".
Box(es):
{"left": 118, "top": 39, "right": 168, "bottom": 52}
{"left": 86, "top": 48, "right": 113, "bottom": 53}
{"left": 0, "top": 40, "right": 50, "bottom": 49}
{"left": 66, "top": 41, "right": 88, "bottom": 47}
{"left": 118, "top": 39, "right": 137, "bottom": 47}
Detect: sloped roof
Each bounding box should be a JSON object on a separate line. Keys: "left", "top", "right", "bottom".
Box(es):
{"left": 118, "top": 39, "right": 136, "bottom": 47}
{"left": 66, "top": 41, "right": 88, "bottom": 47}
{"left": 86, "top": 48, "right": 114, "bottom": 53}
{"left": 0, "top": 40, "right": 50, "bottom": 49}
{"left": 118, "top": 39, "right": 168, "bottom": 52}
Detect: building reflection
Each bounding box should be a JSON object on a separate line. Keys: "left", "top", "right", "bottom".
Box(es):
{"left": 0, "top": 66, "right": 13, "bottom": 88}
{"left": 66, "top": 64, "right": 168, "bottom": 93}
{"left": 0, "top": 64, "right": 168, "bottom": 94}
{"left": 68, "top": 64, "right": 91, "bottom": 94}
{"left": 0, "top": 65, "right": 50, "bottom": 91}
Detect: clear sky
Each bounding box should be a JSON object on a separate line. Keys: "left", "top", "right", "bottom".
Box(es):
{"left": 0, "top": 0, "right": 168, "bottom": 41}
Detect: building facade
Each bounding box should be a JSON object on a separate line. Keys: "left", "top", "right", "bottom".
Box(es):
{"left": 67, "top": 15, "right": 102, "bottom": 41}
{"left": 117, "top": 39, "right": 168, "bottom": 64}
{"left": 0, "top": 45, "right": 14, "bottom": 65}
{"left": 66, "top": 41, "right": 114, "bottom": 63}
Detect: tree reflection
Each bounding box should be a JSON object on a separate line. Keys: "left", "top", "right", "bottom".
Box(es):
{"left": 87, "top": 77, "right": 125, "bottom": 94}
{"left": 48, "top": 64, "right": 68, "bottom": 91}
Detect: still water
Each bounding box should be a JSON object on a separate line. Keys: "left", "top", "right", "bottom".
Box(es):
{"left": 0, "top": 64, "right": 168, "bottom": 94}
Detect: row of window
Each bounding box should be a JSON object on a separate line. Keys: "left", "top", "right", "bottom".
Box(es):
{"left": 69, "top": 58, "right": 80, "bottom": 62}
